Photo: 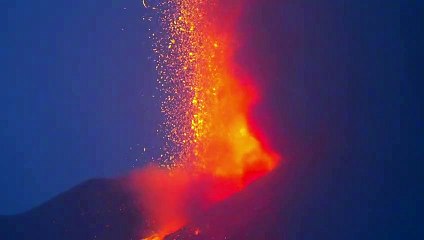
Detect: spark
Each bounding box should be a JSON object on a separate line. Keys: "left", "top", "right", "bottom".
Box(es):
{"left": 137, "top": 0, "right": 279, "bottom": 238}
{"left": 153, "top": 0, "right": 277, "bottom": 178}
{"left": 142, "top": 0, "right": 149, "bottom": 9}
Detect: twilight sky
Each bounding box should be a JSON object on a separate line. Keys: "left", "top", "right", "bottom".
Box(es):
{"left": 1, "top": 0, "right": 163, "bottom": 214}
{"left": 1, "top": 1, "right": 422, "bottom": 232}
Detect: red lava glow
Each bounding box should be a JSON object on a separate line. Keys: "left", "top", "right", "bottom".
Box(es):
{"left": 130, "top": 0, "right": 279, "bottom": 239}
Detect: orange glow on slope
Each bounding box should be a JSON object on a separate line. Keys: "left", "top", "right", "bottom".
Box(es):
{"left": 131, "top": 0, "right": 279, "bottom": 239}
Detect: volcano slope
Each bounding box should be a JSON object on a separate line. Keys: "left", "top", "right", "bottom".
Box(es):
{"left": 0, "top": 178, "right": 142, "bottom": 240}
{"left": 0, "top": 148, "right": 421, "bottom": 240}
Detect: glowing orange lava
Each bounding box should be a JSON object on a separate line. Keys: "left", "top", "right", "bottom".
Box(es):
{"left": 132, "top": 1, "right": 279, "bottom": 239}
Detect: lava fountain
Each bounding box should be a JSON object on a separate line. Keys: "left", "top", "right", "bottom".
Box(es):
{"left": 130, "top": 0, "right": 279, "bottom": 239}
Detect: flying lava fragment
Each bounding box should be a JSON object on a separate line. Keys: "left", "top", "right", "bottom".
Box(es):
{"left": 130, "top": 0, "right": 279, "bottom": 239}
{"left": 142, "top": 0, "right": 149, "bottom": 8}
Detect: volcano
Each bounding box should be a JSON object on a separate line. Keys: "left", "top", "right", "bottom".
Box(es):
{"left": 1, "top": 1, "right": 420, "bottom": 240}
{"left": 0, "top": 179, "right": 141, "bottom": 240}
{"left": 0, "top": 159, "right": 357, "bottom": 240}
{"left": 1, "top": 142, "right": 421, "bottom": 240}
{"left": 0, "top": 162, "right": 302, "bottom": 240}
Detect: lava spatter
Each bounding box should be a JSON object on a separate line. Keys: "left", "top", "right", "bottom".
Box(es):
{"left": 132, "top": 1, "right": 279, "bottom": 239}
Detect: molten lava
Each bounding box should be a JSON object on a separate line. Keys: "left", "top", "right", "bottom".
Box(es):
{"left": 131, "top": 0, "right": 279, "bottom": 239}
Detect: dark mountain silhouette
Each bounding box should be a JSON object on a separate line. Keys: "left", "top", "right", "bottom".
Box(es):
{"left": 0, "top": 152, "right": 421, "bottom": 240}
{"left": 1, "top": 165, "right": 296, "bottom": 240}
{"left": 0, "top": 178, "right": 143, "bottom": 240}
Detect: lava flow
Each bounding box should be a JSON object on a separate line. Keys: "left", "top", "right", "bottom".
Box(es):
{"left": 130, "top": 0, "right": 279, "bottom": 239}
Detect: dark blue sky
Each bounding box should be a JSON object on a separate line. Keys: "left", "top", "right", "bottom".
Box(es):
{"left": 1, "top": 0, "right": 162, "bottom": 214}
{"left": 241, "top": 2, "right": 423, "bottom": 238}
{"left": 1, "top": 2, "right": 422, "bottom": 233}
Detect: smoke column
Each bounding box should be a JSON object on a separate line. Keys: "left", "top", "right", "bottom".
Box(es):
{"left": 130, "top": 1, "right": 279, "bottom": 239}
